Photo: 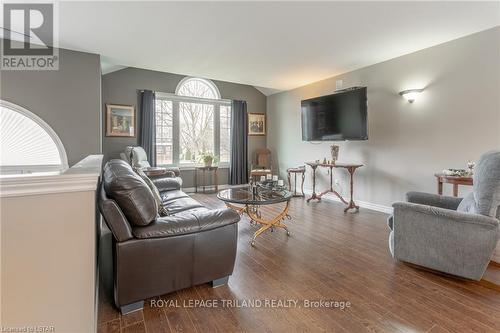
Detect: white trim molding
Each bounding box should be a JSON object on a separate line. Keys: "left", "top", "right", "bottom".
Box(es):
{"left": 303, "top": 189, "right": 393, "bottom": 214}
{"left": 181, "top": 185, "right": 393, "bottom": 214}
{"left": 156, "top": 92, "right": 231, "bottom": 106}
{"left": 0, "top": 155, "right": 103, "bottom": 198}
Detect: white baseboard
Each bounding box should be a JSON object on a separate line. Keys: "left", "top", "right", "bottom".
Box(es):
{"left": 181, "top": 185, "right": 393, "bottom": 214}
{"left": 302, "top": 189, "right": 393, "bottom": 214}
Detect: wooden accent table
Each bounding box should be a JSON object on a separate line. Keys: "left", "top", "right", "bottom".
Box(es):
{"left": 305, "top": 162, "right": 363, "bottom": 212}
{"left": 435, "top": 173, "right": 473, "bottom": 197}
{"left": 287, "top": 166, "right": 306, "bottom": 197}
{"left": 195, "top": 166, "right": 218, "bottom": 193}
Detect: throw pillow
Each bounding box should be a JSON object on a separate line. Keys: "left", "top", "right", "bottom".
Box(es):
{"left": 471, "top": 150, "right": 500, "bottom": 218}
{"left": 103, "top": 160, "right": 157, "bottom": 226}
{"left": 457, "top": 192, "right": 476, "bottom": 214}
{"left": 134, "top": 168, "right": 169, "bottom": 216}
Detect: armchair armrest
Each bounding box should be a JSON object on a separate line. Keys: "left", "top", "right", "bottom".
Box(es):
{"left": 393, "top": 201, "right": 499, "bottom": 228}
{"left": 406, "top": 191, "right": 463, "bottom": 210}
{"left": 151, "top": 176, "right": 183, "bottom": 192}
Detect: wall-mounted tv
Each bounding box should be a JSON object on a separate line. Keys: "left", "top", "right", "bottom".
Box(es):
{"left": 301, "top": 87, "right": 368, "bottom": 141}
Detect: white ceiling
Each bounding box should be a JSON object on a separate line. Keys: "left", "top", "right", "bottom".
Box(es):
{"left": 59, "top": 1, "right": 500, "bottom": 94}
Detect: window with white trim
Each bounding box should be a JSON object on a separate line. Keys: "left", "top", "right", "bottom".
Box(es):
{"left": 0, "top": 100, "right": 68, "bottom": 175}
{"left": 155, "top": 77, "right": 231, "bottom": 167}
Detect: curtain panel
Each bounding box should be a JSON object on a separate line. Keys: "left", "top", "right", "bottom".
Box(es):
{"left": 139, "top": 90, "right": 156, "bottom": 166}
{"left": 229, "top": 100, "right": 248, "bottom": 185}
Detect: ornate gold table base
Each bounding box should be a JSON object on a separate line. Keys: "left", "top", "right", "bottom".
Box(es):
{"left": 225, "top": 201, "right": 291, "bottom": 246}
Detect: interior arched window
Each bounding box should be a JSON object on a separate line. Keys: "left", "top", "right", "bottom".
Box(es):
{"left": 0, "top": 100, "right": 68, "bottom": 175}
{"left": 156, "top": 77, "right": 230, "bottom": 166}
{"left": 175, "top": 77, "right": 221, "bottom": 99}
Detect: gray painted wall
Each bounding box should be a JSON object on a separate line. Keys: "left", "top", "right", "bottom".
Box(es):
{"left": 267, "top": 27, "right": 500, "bottom": 208}
{"left": 101, "top": 67, "right": 267, "bottom": 187}
{"left": 0, "top": 47, "right": 102, "bottom": 166}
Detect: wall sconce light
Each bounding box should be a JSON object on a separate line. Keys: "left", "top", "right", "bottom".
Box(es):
{"left": 399, "top": 89, "right": 423, "bottom": 103}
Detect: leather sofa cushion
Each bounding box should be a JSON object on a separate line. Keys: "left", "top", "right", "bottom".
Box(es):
{"left": 132, "top": 208, "right": 240, "bottom": 239}
{"left": 164, "top": 196, "right": 205, "bottom": 214}
{"left": 103, "top": 160, "right": 157, "bottom": 226}
{"left": 135, "top": 168, "right": 169, "bottom": 216}
{"left": 161, "top": 190, "right": 189, "bottom": 203}
{"left": 152, "top": 177, "right": 182, "bottom": 192}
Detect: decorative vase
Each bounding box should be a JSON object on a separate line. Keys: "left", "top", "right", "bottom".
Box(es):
{"left": 467, "top": 161, "right": 475, "bottom": 175}
{"left": 330, "top": 144, "right": 339, "bottom": 164}
{"left": 204, "top": 158, "right": 213, "bottom": 167}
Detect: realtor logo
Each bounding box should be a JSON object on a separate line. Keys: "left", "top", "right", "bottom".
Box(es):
{"left": 1, "top": 2, "right": 59, "bottom": 70}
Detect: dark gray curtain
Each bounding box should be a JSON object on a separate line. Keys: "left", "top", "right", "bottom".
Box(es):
{"left": 139, "top": 90, "right": 156, "bottom": 166}
{"left": 229, "top": 100, "right": 248, "bottom": 185}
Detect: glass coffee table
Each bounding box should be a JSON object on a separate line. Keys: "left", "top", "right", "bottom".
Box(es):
{"left": 217, "top": 186, "right": 293, "bottom": 246}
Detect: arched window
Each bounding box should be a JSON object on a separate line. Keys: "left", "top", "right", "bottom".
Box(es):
{"left": 175, "top": 77, "right": 221, "bottom": 100}
{"left": 0, "top": 100, "right": 68, "bottom": 175}
{"left": 155, "top": 77, "right": 231, "bottom": 166}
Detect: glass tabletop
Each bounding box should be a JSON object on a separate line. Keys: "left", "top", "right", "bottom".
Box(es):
{"left": 217, "top": 186, "right": 292, "bottom": 205}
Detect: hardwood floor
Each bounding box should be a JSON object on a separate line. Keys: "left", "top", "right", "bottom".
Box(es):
{"left": 98, "top": 194, "right": 500, "bottom": 333}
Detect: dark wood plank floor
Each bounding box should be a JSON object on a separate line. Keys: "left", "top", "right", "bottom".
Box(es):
{"left": 98, "top": 194, "right": 500, "bottom": 333}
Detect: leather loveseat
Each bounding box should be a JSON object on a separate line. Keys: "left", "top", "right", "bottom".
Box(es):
{"left": 99, "top": 159, "right": 240, "bottom": 314}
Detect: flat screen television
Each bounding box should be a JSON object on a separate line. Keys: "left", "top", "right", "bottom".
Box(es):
{"left": 301, "top": 87, "right": 368, "bottom": 141}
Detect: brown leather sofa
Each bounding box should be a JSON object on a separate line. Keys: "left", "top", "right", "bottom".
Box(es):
{"left": 99, "top": 159, "right": 240, "bottom": 314}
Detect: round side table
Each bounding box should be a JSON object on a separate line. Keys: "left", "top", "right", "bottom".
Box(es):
{"left": 195, "top": 166, "right": 219, "bottom": 193}
{"left": 287, "top": 166, "right": 306, "bottom": 197}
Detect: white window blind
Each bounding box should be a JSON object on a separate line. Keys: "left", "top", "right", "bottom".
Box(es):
{"left": 0, "top": 101, "right": 68, "bottom": 174}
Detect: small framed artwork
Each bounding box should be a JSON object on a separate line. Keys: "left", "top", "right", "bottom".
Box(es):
{"left": 105, "top": 104, "right": 135, "bottom": 137}
{"left": 248, "top": 113, "right": 266, "bottom": 136}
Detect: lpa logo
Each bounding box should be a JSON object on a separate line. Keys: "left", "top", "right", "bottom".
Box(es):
{"left": 1, "top": 2, "right": 59, "bottom": 70}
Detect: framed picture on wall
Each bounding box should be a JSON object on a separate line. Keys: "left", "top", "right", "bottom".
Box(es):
{"left": 248, "top": 113, "right": 266, "bottom": 136}
{"left": 105, "top": 104, "right": 135, "bottom": 137}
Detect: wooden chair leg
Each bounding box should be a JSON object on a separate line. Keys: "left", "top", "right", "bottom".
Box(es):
{"left": 301, "top": 172, "right": 305, "bottom": 196}
{"left": 294, "top": 173, "right": 297, "bottom": 195}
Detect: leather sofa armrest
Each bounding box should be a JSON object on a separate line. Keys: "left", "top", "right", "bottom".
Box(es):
{"left": 99, "top": 199, "right": 134, "bottom": 242}
{"left": 191, "top": 208, "right": 241, "bottom": 232}
{"left": 148, "top": 167, "right": 180, "bottom": 177}
{"left": 161, "top": 170, "right": 176, "bottom": 178}
{"left": 152, "top": 176, "right": 183, "bottom": 192}
{"left": 165, "top": 167, "right": 180, "bottom": 177}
